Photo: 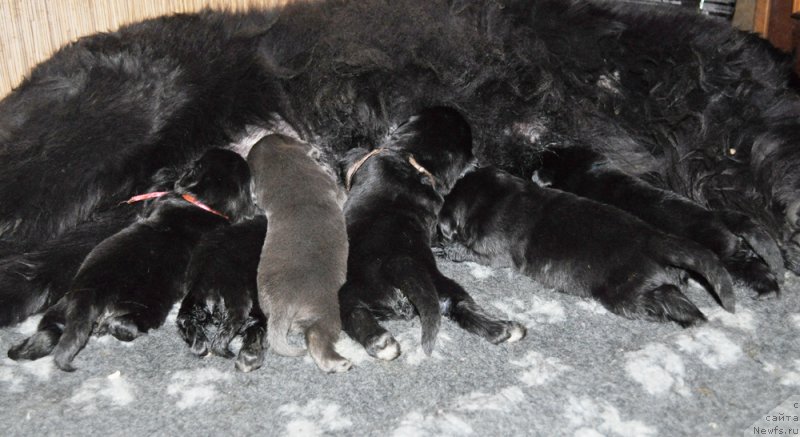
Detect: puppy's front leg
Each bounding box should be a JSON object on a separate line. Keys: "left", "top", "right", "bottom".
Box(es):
{"left": 432, "top": 273, "right": 526, "bottom": 344}
{"left": 435, "top": 242, "right": 487, "bottom": 264}
{"left": 8, "top": 298, "right": 67, "bottom": 360}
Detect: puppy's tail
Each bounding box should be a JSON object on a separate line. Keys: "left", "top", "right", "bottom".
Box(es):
{"left": 655, "top": 236, "right": 736, "bottom": 313}
{"left": 267, "top": 312, "right": 306, "bottom": 357}
{"left": 383, "top": 258, "right": 441, "bottom": 356}
{"left": 52, "top": 293, "right": 100, "bottom": 372}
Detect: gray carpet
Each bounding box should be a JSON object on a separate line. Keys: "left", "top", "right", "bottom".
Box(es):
{"left": 1, "top": 259, "right": 798, "bottom": 436}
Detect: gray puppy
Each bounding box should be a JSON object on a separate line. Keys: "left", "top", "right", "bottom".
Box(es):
{"left": 247, "top": 134, "right": 352, "bottom": 373}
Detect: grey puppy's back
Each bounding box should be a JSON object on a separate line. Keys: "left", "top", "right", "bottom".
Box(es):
{"left": 248, "top": 134, "right": 351, "bottom": 373}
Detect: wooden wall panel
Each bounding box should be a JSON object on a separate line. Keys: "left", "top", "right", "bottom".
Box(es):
{"left": 0, "top": 0, "right": 298, "bottom": 98}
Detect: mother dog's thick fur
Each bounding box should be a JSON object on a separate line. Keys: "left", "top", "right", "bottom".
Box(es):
{"left": 1, "top": 0, "right": 799, "bottom": 325}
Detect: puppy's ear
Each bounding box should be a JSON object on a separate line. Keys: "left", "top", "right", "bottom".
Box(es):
{"left": 338, "top": 147, "right": 371, "bottom": 186}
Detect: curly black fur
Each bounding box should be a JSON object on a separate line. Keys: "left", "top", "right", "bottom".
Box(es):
{"left": 1, "top": 0, "right": 799, "bottom": 326}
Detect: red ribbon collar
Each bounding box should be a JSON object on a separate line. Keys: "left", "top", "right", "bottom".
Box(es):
{"left": 122, "top": 191, "right": 229, "bottom": 220}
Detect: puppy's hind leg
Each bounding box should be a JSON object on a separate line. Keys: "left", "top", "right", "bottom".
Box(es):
{"left": 266, "top": 310, "right": 305, "bottom": 357}
{"left": 710, "top": 209, "right": 783, "bottom": 298}
{"left": 656, "top": 237, "right": 735, "bottom": 312}
{"left": 306, "top": 316, "right": 352, "bottom": 373}
{"left": 715, "top": 209, "right": 784, "bottom": 280}
{"left": 433, "top": 273, "right": 526, "bottom": 344}
{"left": 210, "top": 300, "right": 250, "bottom": 359}
{"left": 610, "top": 283, "right": 707, "bottom": 328}
{"left": 8, "top": 298, "right": 67, "bottom": 360}
{"left": 52, "top": 295, "right": 101, "bottom": 372}
{"left": 723, "top": 247, "right": 780, "bottom": 299}
{"left": 236, "top": 308, "right": 267, "bottom": 372}
{"left": 339, "top": 282, "right": 400, "bottom": 361}
{"left": 103, "top": 314, "right": 145, "bottom": 342}
{"left": 176, "top": 293, "right": 211, "bottom": 357}
{"left": 382, "top": 258, "right": 442, "bottom": 356}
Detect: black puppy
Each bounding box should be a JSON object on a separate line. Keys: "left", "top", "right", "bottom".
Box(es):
{"left": 439, "top": 166, "right": 735, "bottom": 327}
{"left": 176, "top": 216, "right": 268, "bottom": 372}
{"left": 533, "top": 146, "right": 783, "bottom": 297}
{"left": 8, "top": 148, "right": 256, "bottom": 371}
{"left": 338, "top": 107, "right": 525, "bottom": 360}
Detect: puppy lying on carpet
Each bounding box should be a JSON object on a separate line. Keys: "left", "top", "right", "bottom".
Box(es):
{"left": 438, "top": 166, "right": 735, "bottom": 326}
{"left": 177, "top": 215, "right": 268, "bottom": 372}
{"left": 248, "top": 134, "right": 352, "bottom": 373}
{"left": 338, "top": 107, "right": 525, "bottom": 360}
{"left": 533, "top": 146, "right": 784, "bottom": 297}
{"left": 8, "top": 149, "right": 256, "bottom": 371}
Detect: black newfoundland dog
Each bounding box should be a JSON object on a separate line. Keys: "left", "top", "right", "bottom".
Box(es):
{"left": 1, "top": 0, "right": 798, "bottom": 327}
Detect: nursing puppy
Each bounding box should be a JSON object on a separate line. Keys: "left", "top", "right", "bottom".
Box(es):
{"left": 339, "top": 107, "right": 525, "bottom": 360}
{"left": 248, "top": 134, "right": 351, "bottom": 373}
{"left": 439, "top": 166, "right": 735, "bottom": 327}
{"left": 177, "top": 215, "right": 268, "bottom": 372}
{"left": 8, "top": 149, "right": 256, "bottom": 371}
{"left": 533, "top": 146, "right": 783, "bottom": 298}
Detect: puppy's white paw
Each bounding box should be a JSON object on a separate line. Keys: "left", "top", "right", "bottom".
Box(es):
{"left": 320, "top": 357, "right": 353, "bottom": 373}
{"left": 505, "top": 322, "right": 526, "bottom": 343}
{"left": 367, "top": 332, "right": 401, "bottom": 361}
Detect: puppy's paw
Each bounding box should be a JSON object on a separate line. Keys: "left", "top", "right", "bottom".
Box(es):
{"left": 8, "top": 331, "right": 58, "bottom": 361}
{"left": 209, "top": 338, "right": 236, "bottom": 359}
{"left": 486, "top": 320, "right": 527, "bottom": 345}
{"left": 781, "top": 233, "right": 800, "bottom": 275}
{"left": 316, "top": 356, "right": 353, "bottom": 373}
{"left": 437, "top": 244, "right": 470, "bottom": 262}
{"left": 621, "top": 284, "right": 707, "bottom": 328}
{"left": 724, "top": 250, "right": 779, "bottom": 298}
{"left": 104, "top": 315, "right": 144, "bottom": 342}
{"left": 504, "top": 321, "right": 526, "bottom": 343}
{"left": 365, "top": 332, "right": 401, "bottom": 361}
{"left": 54, "top": 356, "right": 77, "bottom": 372}
{"left": 176, "top": 315, "right": 209, "bottom": 357}
{"left": 235, "top": 347, "right": 265, "bottom": 373}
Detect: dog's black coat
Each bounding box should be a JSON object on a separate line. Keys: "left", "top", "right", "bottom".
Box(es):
{"left": 7, "top": 149, "right": 256, "bottom": 371}
{"left": 177, "top": 215, "right": 268, "bottom": 372}
{"left": 439, "top": 166, "right": 735, "bottom": 326}
{"left": 338, "top": 107, "right": 525, "bottom": 359}
{"left": 1, "top": 0, "right": 799, "bottom": 327}
{"left": 534, "top": 146, "right": 784, "bottom": 297}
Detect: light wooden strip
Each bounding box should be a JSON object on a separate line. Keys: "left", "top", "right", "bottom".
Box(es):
{"left": 754, "top": 0, "right": 771, "bottom": 36}
{"left": 0, "top": 0, "right": 298, "bottom": 98}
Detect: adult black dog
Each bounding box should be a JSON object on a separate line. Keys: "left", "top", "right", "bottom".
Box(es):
{"left": 339, "top": 107, "right": 525, "bottom": 359}
{"left": 439, "top": 166, "right": 734, "bottom": 326}
{"left": 1, "top": 0, "right": 799, "bottom": 327}
{"left": 8, "top": 149, "right": 256, "bottom": 371}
